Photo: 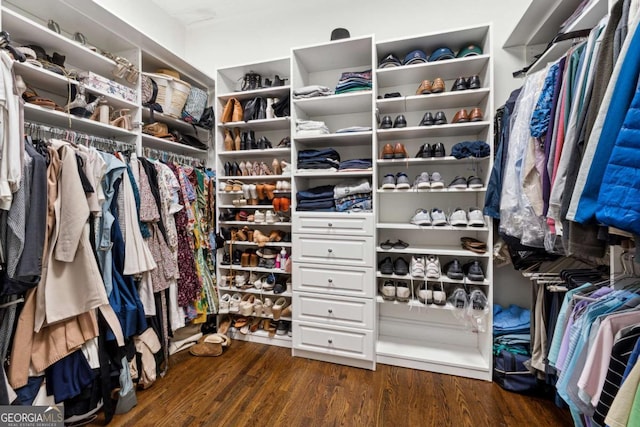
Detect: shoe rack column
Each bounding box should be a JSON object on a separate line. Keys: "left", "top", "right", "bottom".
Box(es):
{"left": 215, "top": 58, "right": 294, "bottom": 346}
{"left": 374, "top": 25, "right": 494, "bottom": 380}
{"left": 290, "top": 36, "right": 377, "bottom": 370}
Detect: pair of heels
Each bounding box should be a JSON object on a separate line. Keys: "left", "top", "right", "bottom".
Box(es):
{"left": 239, "top": 161, "right": 274, "bottom": 177}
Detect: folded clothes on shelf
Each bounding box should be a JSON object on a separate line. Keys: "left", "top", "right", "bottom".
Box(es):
{"left": 335, "top": 126, "right": 372, "bottom": 133}
{"left": 334, "top": 178, "right": 372, "bottom": 198}
{"left": 298, "top": 148, "right": 341, "bottom": 170}
{"left": 296, "top": 119, "right": 330, "bottom": 135}
{"left": 335, "top": 193, "right": 372, "bottom": 212}
{"left": 293, "top": 85, "right": 334, "bottom": 99}
{"left": 335, "top": 70, "right": 372, "bottom": 95}
{"left": 338, "top": 158, "right": 372, "bottom": 171}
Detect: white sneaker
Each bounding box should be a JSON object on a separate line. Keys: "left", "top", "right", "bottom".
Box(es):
{"left": 219, "top": 293, "right": 231, "bottom": 312}
{"left": 281, "top": 161, "right": 292, "bottom": 176}
{"left": 410, "top": 255, "right": 425, "bottom": 278}
{"left": 242, "top": 184, "right": 251, "bottom": 199}
{"left": 276, "top": 180, "right": 283, "bottom": 191}
{"left": 248, "top": 184, "right": 257, "bottom": 200}
{"left": 281, "top": 180, "right": 291, "bottom": 191}
{"left": 430, "top": 208, "right": 448, "bottom": 226}
{"left": 449, "top": 208, "right": 468, "bottom": 226}
{"left": 229, "top": 293, "right": 242, "bottom": 313}
{"left": 425, "top": 255, "right": 441, "bottom": 279}
{"left": 468, "top": 207, "right": 485, "bottom": 227}
{"left": 413, "top": 172, "right": 431, "bottom": 189}
{"left": 254, "top": 210, "right": 266, "bottom": 223}
{"left": 265, "top": 210, "right": 277, "bottom": 224}
{"left": 410, "top": 209, "right": 431, "bottom": 226}
{"left": 395, "top": 282, "right": 411, "bottom": 302}
{"left": 380, "top": 280, "right": 395, "bottom": 301}
{"left": 418, "top": 286, "right": 433, "bottom": 304}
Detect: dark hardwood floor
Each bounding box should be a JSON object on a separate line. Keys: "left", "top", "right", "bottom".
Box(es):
{"left": 91, "top": 341, "right": 573, "bottom": 427}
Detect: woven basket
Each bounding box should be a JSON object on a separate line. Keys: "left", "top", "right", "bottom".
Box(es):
{"left": 144, "top": 72, "right": 191, "bottom": 118}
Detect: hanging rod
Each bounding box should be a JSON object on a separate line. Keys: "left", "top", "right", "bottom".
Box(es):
{"left": 24, "top": 121, "right": 136, "bottom": 152}
{"left": 142, "top": 146, "right": 204, "bottom": 167}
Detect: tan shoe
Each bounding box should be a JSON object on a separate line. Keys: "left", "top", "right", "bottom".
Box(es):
{"left": 431, "top": 77, "right": 445, "bottom": 93}
{"left": 232, "top": 98, "right": 243, "bottom": 122}
{"left": 469, "top": 107, "right": 484, "bottom": 122}
{"left": 224, "top": 129, "right": 234, "bottom": 151}
{"left": 233, "top": 128, "right": 241, "bottom": 150}
{"left": 272, "top": 158, "right": 282, "bottom": 175}
{"left": 416, "top": 80, "right": 432, "bottom": 95}
{"left": 452, "top": 109, "right": 470, "bottom": 123}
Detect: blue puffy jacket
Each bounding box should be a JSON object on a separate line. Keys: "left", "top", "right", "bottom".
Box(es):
{"left": 596, "top": 77, "right": 640, "bottom": 234}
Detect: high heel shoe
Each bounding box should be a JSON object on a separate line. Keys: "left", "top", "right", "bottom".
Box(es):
{"left": 260, "top": 162, "right": 273, "bottom": 175}
{"left": 272, "top": 158, "right": 282, "bottom": 175}
{"left": 281, "top": 161, "right": 292, "bottom": 176}
{"left": 110, "top": 109, "right": 132, "bottom": 130}
{"left": 239, "top": 161, "right": 248, "bottom": 176}
{"left": 234, "top": 128, "right": 241, "bottom": 151}
{"left": 224, "top": 129, "right": 234, "bottom": 151}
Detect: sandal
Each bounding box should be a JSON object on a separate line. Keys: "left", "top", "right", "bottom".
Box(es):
{"left": 272, "top": 297, "right": 288, "bottom": 320}
{"left": 110, "top": 108, "right": 132, "bottom": 130}
{"left": 189, "top": 333, "right": 230, "bottom": 357}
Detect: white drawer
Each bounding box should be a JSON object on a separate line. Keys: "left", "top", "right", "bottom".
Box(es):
{"left": 292, "top": 321, "right": 374, "bottom": 361}
{"left": 293, "top": 234, "right": 373, "bottom": 266}
{"left": 293, "top": 293, "right": 374, "bottom": 329}
{"left": 293, "top": 212, "right": 373, "bottom": 236}
{"left": 293, "top": 263, "right": 373, "bottom": 298}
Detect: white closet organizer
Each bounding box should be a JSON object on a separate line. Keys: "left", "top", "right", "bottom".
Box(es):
{"left": 215, "top": 57, "right": 293, "bottom": 347}
{"left": 374, "top": 25, "right": 494, "bottom": 380}
{"left": 290, "top": 36, "right": 377, "bottom": 370}
{"left": 2, "top": 0, "right": 214, "bottom": 162}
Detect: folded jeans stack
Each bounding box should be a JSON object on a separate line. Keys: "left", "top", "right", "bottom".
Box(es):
{"left": 334, "top": 178, "right": 372, "bottom": 212}
{"left": 297, "top": 184, "right": 336, "bottom": 211}
{"left": 297, "top": 148, "right": 341, "bottom": 171}
{"left": 296, "top": 119, "right": 330, "bottom": 136}
{"left": 338, "top": 158, "right": 372, "bottom": 171}
{"left": 335, "top": 70, "right": 372, "bottom": 95}
{"left": 293, "top": 85, "right": 334, "bottom": 99}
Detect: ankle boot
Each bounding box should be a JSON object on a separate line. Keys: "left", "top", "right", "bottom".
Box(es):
{"left": 224, "top": 162, "right": 231, "bottom": 176}
{"left": 247, "top": 131, "right": 257, "bottom": 149}
{"left": 240, "top": 132, "right": 247, "bottom": 150}
{"left": 233, "top": 128, "right": 241, "bottom": 151}
{"left": 224, "top": 129, "right": 234, "bottom": 151}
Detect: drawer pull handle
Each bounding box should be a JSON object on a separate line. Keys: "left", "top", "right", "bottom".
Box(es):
{"left": 328, "top": 278, "right": 333, "bottom": 283}
{"left": 328, "top": 339, "right": 333, "bottom": 344}
{"left": 328, "top": 223, "right": 333, "bottom": 227}
{"left": 327, "top": 248, "right": 333, "bottom": 253}
{"left": 328, "top": 308, "right": 333, "bottom": 314}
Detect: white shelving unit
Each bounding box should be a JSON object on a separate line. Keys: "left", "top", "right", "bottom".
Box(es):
{"left": 215, "top": 57, "right": 293, "bottom": 347}
{"left": 290, "top": 35, "right": 377, "bottom": 371}
{"left": 374, "top": 25, "right": 494, "bottom": 381}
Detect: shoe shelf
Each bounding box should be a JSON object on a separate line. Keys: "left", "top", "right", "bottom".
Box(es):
{"left": 377, "top": 121, "right": 490, "bottom": 141}
{"left": 293, "top": 91, "right": 373, "bottom": 116}
{"left": 376, "top": 272, "right": 490, "bottom": 286}
{"left": 218, "top": 117, "right": 291, "bottom": 132}
{"left": 23, "top": 103, "right": 137, "bottom": 139}
{"left": 220, "top": 190, "right": 291, "bottom": 195}
{"left": 141, "top": 134, "right": 209, "bottom": 156}
{"left": 14, "top": 62, "right": 139, "bottom": 112}
{"left": 218, "top": 147, "right": 292, "bottom": 158}
{"left": 218, "top": 265, "right": 291, "bottom": 275}
{"left": 294, "top": 170, "right": 373, "bottom": 178}
{"left": 223, "top": 241, "right": 292, "bottom": 248}
{"left": 376, "top": 187, "right": 486, "bottom": 194}
{"left": 376, "top": 156, "right": 489, "bottom": 165}
{"left": 376, "top": 245, "right": 490, "bottom": 258}
{"left": 377, "top": 89, "right": 490, "bottom": 115}
{"left": 375, "top": 295, "right": 460, "bottom": 310}
{"left": 218, "top": 204, "right": 291, "bottom": 209}
{"left": 217, "top": 85, "right": 291, "bottom": 102}
{"left": 218, "top": 287, "right": 293, "bottom": 298}
{"left": 294, "top": 131, "right": 373, "bottom": 146}
{"left": 219, "top": 221, "right": 292, "bottom": 226}
{"left": 376, "top": 55, "right": 490, "bottom": 88}
{"left": 218, "top": 174, "right": 290, "bottom": 181}
{"left": 376, "top": 223, "right": 489, "bottom": 232}
{"left": 228, "top": 327, "right": 292, "bottom": 348}
{"left": 2, "top": 6, "right": 124, "bottom": 79}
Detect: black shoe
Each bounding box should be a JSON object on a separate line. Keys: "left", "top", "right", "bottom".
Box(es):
{"left": 224, "top": 161, "right": 231, "bottom": 176}
{"left": 467, "top": 75, "right": 481, "bottom": 90}
{"left": 464, "top": 261, "right": 485, "bottom": 281}
{"left": 231, "top": 162, "right": 241, "bottom": 176}
{"left": 232, "top": 249, "right": 243, "bottom": 265}
{"left": 379, "top": 256, "right": 394, "bottom": 275}
{"left": 432, "top": 142, "right": 446, "bottom": 157}
{"left": 247, "top": 130, "right": 257, "bottom": 149}
{"left": 434, "top": 111, "right": 447, "bottom": 125}
{"left": 451, "top": 76, "right": 469, "bottom": 91}
{"left": 240, "top": 133, "right": 247, "bottom": 150}
{"left": 221, "top": 251, "right": 231, "bottom": 265}
{"left": 384, "top": 92, "right": 402, "bottom": 98}
{"left": 380, "top": 115, "right": 393, "bottom": 129}
{"left": 419, "top": 112, "right": 434, "bottom": 126}
{"left": 415, "top": 143, "right": 433, "bottom": 158}
{"left": 444, "top": 259, "right": 464, "bottom": 280}
{"left": 393, "top": 257, "right": 409, "bottom": 275}
{"left": 393, "top": 115, "right": 407, "bottom": 128}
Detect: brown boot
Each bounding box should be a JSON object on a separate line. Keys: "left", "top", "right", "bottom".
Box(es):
{"left": 234, "top": 128, "right": 241, "bottom": 151}
{"left": 232, "top": 98, "right": 243, "bottom": 122}
{"left": 224, "top": 129, "right": 234, "bottom": 151}
{"left": 263, "top": 183, "right": 276, "bottom": 200}
{"left": 221, "top": 98, "right": 234, "bottom": 123}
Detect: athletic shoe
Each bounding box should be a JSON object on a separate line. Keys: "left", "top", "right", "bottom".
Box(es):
{"left": 468, "top": 207, "right": 485, "bottom": 227}
{"left": 430, "top": 208, "right": 448, "bottom": 226}
{"left": 410, "top": 209, "right": 431, "bottom": 226}
{"left": 378, "top": 256, "right": 394, "bottom": 275}
{"left": 394, "top": 257, "right": 410, "bottom": 275}
{"left": 430, "top": 171, "right": 445, "bottom": 189}
{"left": 444, "top": 259, "right": 464, "bottom": 280}
{"left": 380, "top": 280, "right": 396, "bottom": 300}
{"left": 449, "top": 207, "right": 468, "bottom": 226}
{"left": 418, "top": 285, "right": 433, "bottom": 304}
{"left": 395, "top": 172, "right": 411, "bottom": 189}
{"left": 381, "top": 174, "right": 396, "bottom": 189}
{"left": 413, "top": 172, "right": 431, "bottom": 189}
{"left": 464, "top": 261, "right": 485, "bottom": 281}
{"left": 395, "top": 281, "right": 411, "bottom": 302}
{"left": 410, "top": 255, "right": 425, "bottom": 278}
{"left": 425, "top": 255, "right": 441, "bottom": 279}
{"left": 448, "top": 176, "right": 468, "bottom": 189}
{"left": 467, "top": 176, "right": 483, "bottom": 189}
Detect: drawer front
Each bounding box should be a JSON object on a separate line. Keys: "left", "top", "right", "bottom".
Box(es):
{"left": 292, "top": 321, "right": 374, "bottom": 361}
{"left": 293, "top": 263, "right": 374, "bottom": 298}
{"left": 293, "top": 293, "right": 374, "bottom": 329}
{"left": 293, "top": 235, "right": 373, "bottom": 266}
{"left": 293, "top": 213, "right": 373, "bottom": 236}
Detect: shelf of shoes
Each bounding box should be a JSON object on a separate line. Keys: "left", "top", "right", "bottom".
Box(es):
{"left": 377, "top": 121, "right": 490, "bottom": 141}
{"left": 141, "top": 107, "right": 210, "bottom": 137}
{"left": 226, "top": 325, "right": 292, "bottom": 347}
{"left": 218, "top": 265, "right": 291, "bottom": 275}
{"left": 140, "top": 134, "right": 209, "bottom": 156}
{"left": 376, "top": 223, "right": 489, "bottom": 232}
{"left": 376, "top": 187, "right": 486, "bottom": 193}
{"left": 218, "top": 147, "right": 292, "bottom": 158}
{"left": 218, "top": 85, "right": 291, "bottom": 102}
{"left": 376, "top": 156, "right": 489, "bottom": 165}
{"left": 376, "top": 272, "right": 490, "bottom": 286}
{"left": 218, "top": 287, "right": 293, "bottom": 299}
{"left": 219, "top": 117, "right": 291, "bottom": 132}
{"left": 377, "top": 88, "right": 490, "bottom": 115}
{"left": 375, "top": 245, "right": 490, "bottom": 258}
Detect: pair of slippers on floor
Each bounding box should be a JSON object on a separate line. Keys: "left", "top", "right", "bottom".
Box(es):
{"left": 189, "top": 317, "right": 232, "bottom": 357}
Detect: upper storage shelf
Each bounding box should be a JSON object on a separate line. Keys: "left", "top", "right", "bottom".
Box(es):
{"left": 217, "top": 57, "right": 290, "bottom": 96}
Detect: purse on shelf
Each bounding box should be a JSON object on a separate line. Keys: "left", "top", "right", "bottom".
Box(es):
{"left": 198, "top": 106, "right": 214, "bottom": 129}
{"left": 242, "top": 96, "right": 266, "bottom": 122}
{"left": 170, "top": 130, "right": 208, "bottom": 150}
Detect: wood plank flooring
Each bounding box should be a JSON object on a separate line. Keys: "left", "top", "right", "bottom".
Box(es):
{"left": 91, "top": 341, "right": 573, "bottom": 427}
